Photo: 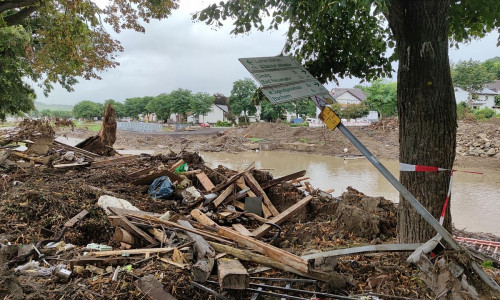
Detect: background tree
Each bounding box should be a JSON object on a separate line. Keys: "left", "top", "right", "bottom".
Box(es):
{"left": 282, "top": 99, "right": 317, "bottom": 119}
{"left": 483, "top": 57, "right": 500, "bottom": 79}
{"left": 0, "top": 0, "right": 179, "bottom": 118}
{"left": 104, "top": 99, "right": 126, "bottom": 119}
{"left": 228, "top": 78, "right": 257, "bottom": 123}
{"left": 340, "top": 104, "right": 370, "bottom": 120}
{"left": 213, "top": 93, "right": 229, "bottom": 106}
{"left": 452, "top": 59, "right": 496, "bottom": 104}
{"left": 358, "top": 80, "right": 398, "bottom": 118}
{"left": 73, "top": 100, "right": 102, "bottom": 121}
{"left": 146, "top": 93, "right": 171, "bottom": 122}
{"left": 196, "top": 0, "right": 500, "bottom": 243}
{"left": 123, "top": 97, "right": 151, "bottom": 119}
{"left": 169, "top": 89, "right": 192, "bottom": 122}
{"left": 260, "top": 100, "right": 284, "bottom": 122}
{"left": 190, "top": 92, "right": 214, "bottom": 123}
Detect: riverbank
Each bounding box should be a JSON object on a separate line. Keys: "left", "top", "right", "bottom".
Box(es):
{"left": 57, "top": 118, "right": 500, "bottom": 171}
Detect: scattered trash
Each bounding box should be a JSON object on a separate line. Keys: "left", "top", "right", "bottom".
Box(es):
{"left": 148, "top": 176, "right": 174, "bottom": 199}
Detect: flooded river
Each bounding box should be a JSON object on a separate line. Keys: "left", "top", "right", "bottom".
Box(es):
{"left": 201, "top": 151, "right": 500, "bottom": 236}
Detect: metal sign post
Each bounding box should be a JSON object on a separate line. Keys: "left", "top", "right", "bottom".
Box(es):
{"left": 239, "top": 55, "right": 500, "bottom": 291}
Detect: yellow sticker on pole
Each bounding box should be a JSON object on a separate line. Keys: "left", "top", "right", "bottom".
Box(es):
{"left": 318, "top": 106, "right": 341, "bottom": 131}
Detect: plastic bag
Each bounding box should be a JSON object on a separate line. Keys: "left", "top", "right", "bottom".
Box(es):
{"left": 174, "top": 163, "right": 188, "bottom": 174}
{"left": 148, "top": 176, "right": 174, "bottom": 199}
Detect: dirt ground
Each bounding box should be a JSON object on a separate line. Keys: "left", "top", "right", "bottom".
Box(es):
{"left": 59, "top": 118, "right": 500, "bottom": 171}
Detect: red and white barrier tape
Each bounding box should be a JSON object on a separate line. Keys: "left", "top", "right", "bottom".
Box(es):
{"left": 400, "top": 163, "right": 483, "bottom": 225}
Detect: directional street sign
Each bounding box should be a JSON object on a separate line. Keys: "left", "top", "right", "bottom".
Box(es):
{"left": 261, "top": 80, "right": 331, "bottom": 104}
{"left": 239, "top": 55, "right": 334, "bottom": 105}
{"left": 239, "top": 56, "right": 298, "bottom": 72}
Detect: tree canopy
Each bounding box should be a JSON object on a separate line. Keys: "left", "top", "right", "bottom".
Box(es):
{"left": 73, "top": 100, "right": 102, "bottom": 120}
{"left": 228, "top": 78, "right": 257, "bottom": 122}
{"left": 357, "top": 80, "right": 398, "bottom": 118}
{"left": 195, "top": 0, "right": 500, "bottom": 244}
{"left": 0, "top": 0, "right": 179, "bottom": 120}
{"left": 190, "top": 92, "right": 215, "bottom": 122}
{"left": 452, "top": 59, "right": 496, "bottom": 103}
{"left": 169, "top": 89, "right": 193, "bottom": 121}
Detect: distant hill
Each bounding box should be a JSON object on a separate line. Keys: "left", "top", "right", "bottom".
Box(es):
{"left": 34, "top": 102, "right": 73, "bottom": 112}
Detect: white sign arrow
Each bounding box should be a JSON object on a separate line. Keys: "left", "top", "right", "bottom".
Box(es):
{"left": 262, "top": 80, "right": 331, "bottom": 104}
{"left": 239, "top": 56, "right": 299, "bottom": 72}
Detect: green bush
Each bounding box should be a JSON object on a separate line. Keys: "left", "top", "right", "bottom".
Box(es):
{"left": 457, "top": 102, "right": 476, "bottom": 121}
{"left": 474, "top": 107, "right": 496, "bottom": 120}
{"left": 237, "top": 122, "right": 251, "bottom": 126}
{"left": 215, "top": 120, "right": 232, "bottom": 127}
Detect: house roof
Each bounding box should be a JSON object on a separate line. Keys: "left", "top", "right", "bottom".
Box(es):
{"left": 478, "top": 88, "right": 499, "bottom": 95}
{"left": 330, "top": 88, "right": 367, "bottom": 101}
{"left": 215, "top": 104, "right": 229, "bottom": 113}
{"left": 485, "top": 80, "right": 500, "bottom": 92}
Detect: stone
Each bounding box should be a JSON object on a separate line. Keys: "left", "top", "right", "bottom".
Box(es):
{"left": 487, "top": 148, "right": 496, "bottom": 156}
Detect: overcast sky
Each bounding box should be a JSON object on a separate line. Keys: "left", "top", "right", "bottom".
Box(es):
{"left": 34, "top": 0, "right": 500, "bottom": 105}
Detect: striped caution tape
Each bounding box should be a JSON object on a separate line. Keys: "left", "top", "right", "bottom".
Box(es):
{"left": 400, "top": 163, "right": 483, "bottom": 225}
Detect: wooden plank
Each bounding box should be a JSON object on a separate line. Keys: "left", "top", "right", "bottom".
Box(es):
{"left": 213, "top": 184, "right": 234, "bottom": 207}
{"left": 113, "top": 227, "right": 136, "bottom": 245}
{"left": 243, "top": 172, "right": 279, "bottom": 217}
{"left": 108, "top": 216, "right": 157, "bottom": 245}
{"left": 290, "top": 177, "right": 310, "bottom": 184}
{"left": 91, "top": 155, "right": 138, "bottom": 168}
{"left": 128, "top": 167, "right": 154, "bottom": 179}
{"left": 169, "top": 159, "right": 185, "bottom": 172}
{"left": 209, "top": 242, "right": 329, "bottom": 282}
{"left": 213, "top": 166, "right": 255, "bottom": 193}
{"left": 11, "top": 151, "right": 46, "bottom": 164}
{"left": 89, "top": 247, "right": 176, "bottom": 257}
{"left": 304, "top": 181, "right": 314, "bottom": 193}
{"left": 237, "top": 178, "right": 271, "bottom": 218}
{"left": 107, "top": 207, "right": 162, "bottom": 218}
{"left": 64, "top": 209, "right": 89, "bottom": 228}
{"left": 53, "top": 162, "right": 90, "bottom": 168}
{"left": 190, "top": 209, "right": 309, "bottom": 273}
{"left": 196, "top": 172, "right": 216, "bottom": 191}
{"left": 252, "top": 195, "right": 313, "bottom": 239}
{"left": 135, "top": 274, "right": 177, "bottom": 300}
{"left": 231, "top": 224, "right": 253, "bottom": 237}
{"left": 217, "top": 258, "right": 249, "bottom": 289}
{"left": 69, "top": 256, "right": 137, "bottom": 267}
{"left": 260, "top": 170, "right": 306, "bottom": 189}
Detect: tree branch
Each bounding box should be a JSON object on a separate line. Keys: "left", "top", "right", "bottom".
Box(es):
{"left": 4, "top": 4, "right": 40, "bottom": 26}
{"left": 0, "top": 0, "right": 39, "bottom": 14}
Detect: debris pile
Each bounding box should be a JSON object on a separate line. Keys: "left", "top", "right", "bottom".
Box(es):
{"left": 456, "top": 131, "right": 499, "bottom": 158}
{"left": 0, "top": 121, "right": 499, "bottom": 299}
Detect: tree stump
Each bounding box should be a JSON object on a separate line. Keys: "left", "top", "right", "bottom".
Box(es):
{"left": 76, "top": 104, "right": 117, "bottom": 156}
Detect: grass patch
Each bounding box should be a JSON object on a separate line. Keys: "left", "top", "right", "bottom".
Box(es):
{"left": 76, "top": 122, "right": 101, "bottom": 132}
{"left": 0, "top": 122, "right": 16, "bottom": 128}
{"left": 249, "top": 137, "right": 263, "bottom": 142}
{"left": 299, "top": 138, "right": 309, "bottom": 143}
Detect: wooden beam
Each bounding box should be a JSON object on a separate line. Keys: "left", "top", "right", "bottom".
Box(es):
{"left": 178, "top": 220, "right": 215, "bottom": 282}
{"left": 89, "top": 247, "right": 175, "bottom": 257}
{"left": 64, "top": 209, "right": 89, "bottom": 228}
{"left": 190, "top": 209, "right": 309, "bottom": 273}
{"left": 243, "top": 172, "right": 279, "bottom": 217}
{"left": 231, "top": 224, "right": 253, "bottom": 237}
{"left": 252, "top": 196, "right": 313, "bottom": 239}
{"left": 237, "top": 178, "right": 271, "bottom": 218}
{"left": 113, "top": 227, "right": 136, "bottom": 245}
{"left": 196, "top": 172, "right": 216, "bottom": 191}
{"left": 213, "top": 184, "right": 234, "bottom": 207}
{"left": 11, "top": 151, "right": 46, "bottom": 164}
{"left": 260, "top": 170, "right": 306, "bottom": 189}
{"left": 108, "top": 216, "right": 157, "bottom": 245}
{"left": 290, "top": 177, "right": 310, "bottom": 184}
{"left": 213, "top": 166, "right": 255, "bottom": 193}
{"left": 169, "top": 159, "right": 185, "bottom": 172}
{"left": 53, "top": 162, "right": 90, "bottom": 168}
{"left": 301, "top": 243, "right": 422, "bottom": 261}
{"left": 135, "top": 274, "right": 177, "bottom": 300}
{"left": 131, "top": 169, "right": 183, "bottom": 185}
{"left": 107, "top": 207, "right": 162, "bottom": 218}
{"left": 91, "top": 155, "right": 138, "bottom": 168}
{"left": 217, "top": 258, "right": 249, "bottom": 289}
{"left": 209, "top": 242, "right": 329, "bottom": 282}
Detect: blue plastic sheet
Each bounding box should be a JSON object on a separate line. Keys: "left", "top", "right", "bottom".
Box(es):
{"left": 148, "top": 176, "right": 174, "bottom": 199}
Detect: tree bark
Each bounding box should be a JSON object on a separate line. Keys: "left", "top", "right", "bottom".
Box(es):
{"left": 387, "top": 0, "right": 456, "bottom": 243}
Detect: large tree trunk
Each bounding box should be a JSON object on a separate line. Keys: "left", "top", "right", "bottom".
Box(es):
{"left": 387, "top": 0, "right": 457, "bottom": 243}
{"left": 76, "top": 104, "right": 117, "bottom": 156}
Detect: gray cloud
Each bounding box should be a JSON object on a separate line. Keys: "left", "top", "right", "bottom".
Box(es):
{"left": 34, "top": 1, "right": 499, "bottom": 105}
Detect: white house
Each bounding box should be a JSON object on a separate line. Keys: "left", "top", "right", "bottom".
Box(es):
{"left": 330, "top": 88, "right": 367, "bottom": 105}
{"left": 187, "top": 104, "right": 228, "bottom": 124}
{"left": 454, "top": 86, "right": 498, "bottom": 109}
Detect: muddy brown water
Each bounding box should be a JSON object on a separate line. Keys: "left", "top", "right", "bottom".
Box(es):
{"left": 201, "top": 151, "right": 500, "bottom": 236}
